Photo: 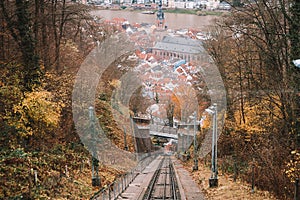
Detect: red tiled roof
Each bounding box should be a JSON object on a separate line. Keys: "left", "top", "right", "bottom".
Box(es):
{"left": 176, "top": 67, "right": 184, "bottom": 74}
{"left": 112, "top": 18, "right": 126, "bottom": 23}
{"left": 132, "top": 23, "right": 141, "bottom": 28}
{"left": 178, "top": 75, "right": 186, "bottom": 81}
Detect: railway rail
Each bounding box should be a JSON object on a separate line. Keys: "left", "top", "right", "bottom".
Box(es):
{"left": 142, "top": 156, "right": 181, "bottom": 200}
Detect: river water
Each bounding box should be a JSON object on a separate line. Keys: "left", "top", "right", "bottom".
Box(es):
{"left": 91, "top": 9, "right": 219, "bottom": 30}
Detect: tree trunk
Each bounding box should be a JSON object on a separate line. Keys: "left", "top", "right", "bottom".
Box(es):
{"left": 15, "top": 0, "right": 41, "bottom": 91}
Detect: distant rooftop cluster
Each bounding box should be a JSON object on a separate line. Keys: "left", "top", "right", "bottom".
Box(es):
{"left": 97, "top": 17, "right": 209, "bottom": 122}
{"left": 76, "top": 0, "right": 230, "bottom": 11}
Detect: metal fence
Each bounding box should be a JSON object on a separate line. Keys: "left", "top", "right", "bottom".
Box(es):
{"left": 150, "top": 124, "right": 178, "bottom": 135}
{"left": 95, "top": 171, "right": 136, "bottom": 200}
{"left": 90, "top": 154, "right": 159, "bottom": 200}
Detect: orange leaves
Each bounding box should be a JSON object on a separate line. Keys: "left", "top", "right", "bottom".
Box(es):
{"left": 170, "top": 93, "right": 181, "bottom": 119}
{"left": 109, "top": 79, "right": 121, "bottom": 89}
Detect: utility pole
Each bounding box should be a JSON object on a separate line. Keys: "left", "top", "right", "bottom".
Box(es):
{"left": 89, "top": 106, "right": 101, "bottom": 187}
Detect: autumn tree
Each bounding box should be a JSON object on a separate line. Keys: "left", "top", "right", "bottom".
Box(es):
{"left": 0, "top": 0, "right": 106, "bottom": 147}
{"left": 173, "top": 85, "right": 198, "bottom": 123}
{"left": 0, "top": 1, "right": 123, "bottom": 198}
{"left": 288, "top": 0, "right": 300, "bottom": 148}
{"left": 0, "top": 1, "right": 96, "bottom": 73}
{"left": 166, "top": 101, "right": 175, "bottom": 127}
{"left": 206, "top": 0, "right": 300, "bottom": 197}
{"left": 0, "top": 0, "right": 41, "bottom": 91}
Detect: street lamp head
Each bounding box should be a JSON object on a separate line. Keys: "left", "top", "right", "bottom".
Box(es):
{"left": 205, "top": 108, "right": 215, "bottom": 115}
{"left": 205, "top": 104, "right": 217, "bottom": 115}
{"left": 293, "top": 59, "right": 300, "bottom": 68}
{"left": 89, "top": 106, "right": 94, "bottom": 119}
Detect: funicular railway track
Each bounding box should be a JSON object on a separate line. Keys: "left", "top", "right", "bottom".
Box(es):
{"left": 142, "top": 156, "right": 181, "bottom": 200}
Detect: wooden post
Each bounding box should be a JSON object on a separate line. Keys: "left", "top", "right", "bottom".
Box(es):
{"left": 108, "top": 184, "right": 111, "bottom": 200}
{"left": 295, "top": 178, "right": 299, "bottom": 200}
{"left": 113, "top": 183, "right": 116, "bottom": 199}
{"left": 80, "top": 160, "right": 84, "bottom": 172}
{"left": 28, "top": 169, "right": 32, "bottom": 197}
{"left": 65, "top": 165, "right": 69, "bottom": 177}
{"left": 251, "top": 161, "right": 255, "bottom": 193}
{"left": 34, "top": 170, "right": 38, "bottom": 185}
{"left": 233, "top": 161, "right": 237, "bottom": 182}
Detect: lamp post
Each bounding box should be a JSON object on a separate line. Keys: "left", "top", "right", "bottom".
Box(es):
{"left": 89, "top": 106, "right": 101, "bottom": 187}
{"left": 193, "top": 111, "right": 198, "bottom": 171}
{"left": 293, "top": 59, "right": 300, "bottom": 147}
{"left": 177, "top": 133, "right": 184, "bottom": 158}
{"left": 205, "top": 103, "right": 218, "bottom": 187}
{"left": 124, "top": 126, "right": 128, "bottom": 151}
{"left": 179, "top": 133, "right": 184, "bottom": 154}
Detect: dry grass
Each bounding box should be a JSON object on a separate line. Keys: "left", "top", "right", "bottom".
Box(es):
{"left": 181, "top": 159, "right": 278, "bottom": 200}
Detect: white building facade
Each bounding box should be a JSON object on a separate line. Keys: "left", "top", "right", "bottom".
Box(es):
{"left": 168, "top": 0, "right": 220, "bottom": 9}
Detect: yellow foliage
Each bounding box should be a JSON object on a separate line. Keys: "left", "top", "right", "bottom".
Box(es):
{"left": 201, "top": 114, "right": 213, "bottom": 129}
{"left": 6, "top": 89, "right": 63, "bottom": 137}
{"left": 233, "top": 98, "right": 282, "bottom": 134}
{"left": 285, "top": 150, "right": 300, "bottom": 182}
{"left": 109, "top": 79, "right": 121, "bottom": 89}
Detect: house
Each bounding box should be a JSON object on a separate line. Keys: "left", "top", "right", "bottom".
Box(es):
{"left": 206, "top": 0, "right": 220, "bottom": 10}
{"left": 185, "top": 1, "right": 195, "bottom": 9}
{"left": 168, "top": 0, "right": 175, "bottom": 7}
{"left": 174, "top": 1, "right": 185, "bottom": 8}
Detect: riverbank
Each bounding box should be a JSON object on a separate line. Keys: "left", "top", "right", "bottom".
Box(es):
{"left": 94, "top": 6, "right": 225, "bottom": 16}
{"left": 91, "top": 9, "right": 220, "bottom": 30}
{"left": 163, "top": 8, "right": 225, "bottom": 16}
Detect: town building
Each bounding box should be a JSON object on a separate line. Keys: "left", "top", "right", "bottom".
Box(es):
{"left": 168, "top": 0, "right": 220, "bottom": 10}
{"left": 168, "top": 0, "right": 175, "bottom": 7}
{"left": 152, "top": 36, "right": 205, "bottom": 61}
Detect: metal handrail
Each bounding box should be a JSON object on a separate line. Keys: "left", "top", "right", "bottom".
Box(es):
{"left": 91, "top": 154, "right": 158, "bottom": 200}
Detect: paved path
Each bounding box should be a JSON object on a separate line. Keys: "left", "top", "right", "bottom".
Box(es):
{"left": 172, "top": 156, "right": 206, "bottom": 200}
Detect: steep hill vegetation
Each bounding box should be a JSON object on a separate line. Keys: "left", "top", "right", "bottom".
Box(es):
{"left": 0, "top": 1, "right": 132, "bottom": 198}
{"left": 1, "top": 0, "right": 299, "bottom": 199}
{"left": 203, "top": 0, "right": 300, "bottom": 198}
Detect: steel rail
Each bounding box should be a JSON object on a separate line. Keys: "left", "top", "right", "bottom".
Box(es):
{"left": 162, "top": 158, "right": 169, "bottom": 200}
{"left": 142, "top": 156, "right": 181, "bottom": 200}
{"left": 170, "top": 162, "right": 180, "bottom": 200}
{"left": 143, "top": 156, "right": 165, "bottom": 200}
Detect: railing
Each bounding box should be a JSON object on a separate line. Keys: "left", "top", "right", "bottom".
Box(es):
{"left": 90, "top": 153, "right": 159, "bottom": 200}
{"left": 94, "top": 171, "right": 136, "bottom": 200}
{"left": 150, "top": 124, "right": 178, "bottom": 135}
